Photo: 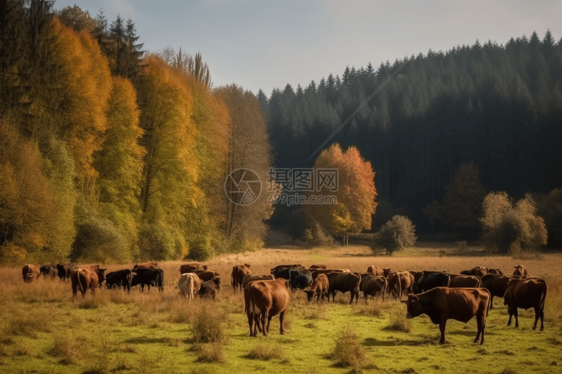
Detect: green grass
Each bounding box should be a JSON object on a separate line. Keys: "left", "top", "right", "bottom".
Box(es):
{"left": 0, "top": 288, "right": 560, "bottom": 374}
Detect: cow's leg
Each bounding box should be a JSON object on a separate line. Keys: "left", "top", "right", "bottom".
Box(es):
{"left": 506, "top": 306, "right": 513, "bottom": 326}
{"left": 514, "top": 307, "right": 519, "bottom": 328}
{"left": 439, "top": 318, "right": 447, "bottom": 344}
{"left": 279, "top": 310, "right": 285, "bottom": 335}
{"left": 72, "top": 284, "right": 77, "bottom": 299}
{"left": 247, "top": 312, "right": 254, "bottom": 337}
{"left": 262, "top": 311, "right": 269, "bottom": 336}
{"left": 474, "top": 314, "right": 483, "bottom": 344}
{"left": 532, "top": 306, "right": 539, "bottom": 330}
{"left": 540, "top": 308, "right": 545, "bottom": 331}
{"left": 490, "top": 295, "right": 494, "bottom": 309}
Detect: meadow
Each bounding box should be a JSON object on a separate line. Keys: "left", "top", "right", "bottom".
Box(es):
{"left": 1, "top": 244, "right": 561, "bottom": 374}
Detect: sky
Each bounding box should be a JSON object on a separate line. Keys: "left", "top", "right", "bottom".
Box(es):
{"left": 54, "top": 0, "right": 562, "bottom": 95}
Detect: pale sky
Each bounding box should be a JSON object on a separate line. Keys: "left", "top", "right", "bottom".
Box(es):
{"left": 54, "top": 0, "right": 562, "bottom": 95}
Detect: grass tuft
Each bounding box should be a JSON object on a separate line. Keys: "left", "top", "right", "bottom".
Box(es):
{"left": 332, "top": 324, "right": 377, "bottom": 370}
{"left": 192, "top": 304, "right": 227, "bottom": 344}
{"left": 194, "top": 343, "right": 227, "bottom": 363}
{"left": 383, "top": 313, "right": 411, "bottom": 333}
{"left": 247, "top": 343, "right": 285, "bottom": 361}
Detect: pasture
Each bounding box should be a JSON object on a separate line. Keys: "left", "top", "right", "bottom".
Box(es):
{"left": 1, "top": 245, "right": 562, "bottom": 374}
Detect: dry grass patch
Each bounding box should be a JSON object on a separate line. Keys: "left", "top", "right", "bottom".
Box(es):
{"left": 354, "top": 300, "right": 384, "bottom": 317}
{"left": 76, "top": 297, "right": 109, "bottom": 309}
{"left": 194, "top": 343, "right": 227, "bottom": 363}
{"left": 332, "top": 324, "right": 377, "bottom": 370}
{"left": 48, "top": 334, "right": 84, "bottom": 364}
{"left": 247, "top": 343, "right": 285, "bottom": 361}
{"left": 6, "top": 311, "right": 51, "bottom": 337}
{"left": 192, "top": 304, "right": 228, "bottom": 344}
{"left": 384, "top": 313, "right": 412, "bottom": 333}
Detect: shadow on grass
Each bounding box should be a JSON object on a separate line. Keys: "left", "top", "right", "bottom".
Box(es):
{"left": 124, "top": 336, "right": 173, "bottom": 345}
{"left": 362, "top": 336, "right": 440, "bottom": 347}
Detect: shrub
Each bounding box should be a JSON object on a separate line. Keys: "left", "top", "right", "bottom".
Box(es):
{"left": 480, "top": 193, "right": 547, "bottom": 254}
{"left": 192, "top": 306, "right": 226, "bottom": 344}
{"left": 71, "top": 214, "right": 128, "bottom": 263}
{"left": 247, "top": 344, "right": 285, "bottom": 361}
{"left": 188, "top": 235, "right": 213, "bottom": 261}
{"left": 374, "top": 215, "right": 417, "bottom": 255}
{"left": 48, "top": 334, "right": 82, "bottom": 364}
{"left": 384, "top": 313, "right": 412, "bottom": 332}
{"left": 332, "top": 324, "right": 376, "bottom": 369}
{"left": 194, "top": 343, "right": 226, "bottom": 363}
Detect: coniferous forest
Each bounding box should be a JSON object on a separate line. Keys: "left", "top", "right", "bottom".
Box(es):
{"left": 261, "top": 31, "right": 562, "bottom": 244}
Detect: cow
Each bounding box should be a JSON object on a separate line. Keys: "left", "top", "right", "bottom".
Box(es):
{"left": 309, "top": 264, "right": 327, "bottom": 269}
{"left": 133, "top": 262, "right": 159, "bottom": 270}
{"left": 288, "top": 269, "right": 313, "bottom": 290}
{"left": 485, "top": 268, "right": 503, "bottom": 275}
{"left": 195, "top": 270, "right": 221, "bottom": 287}
{"left": 231, "top": 264, "right": 252, "bottom": 291}
{"left": 460, "top": 266, "right": 487, "bottom": 277}
{"left": 22, "top": 264, "right": 41, "bottom": 283}
{"left": 178, "top": 273, "right": 201, "bottom": 299}
{"left": 270, "top": 264, "right": 303, "bottom": 274}
{"left": 367, "top": 266, "right": 384, "bottom": 276}
{"left": 244, "top": 278, "right": 290, "bottom": 337}
{"left": 71, "top": 266, "right": 107, "bottom": 299}
{"left": 131, "top": 268, "right": 164, "bottom": 292}
{"left": 199, "top": 278, "right": 220, "bottom": 299}
{"left": 105, "top": 269, "right": 135, "bottom": 292}
{"left": 179, "top": 263, "right": 207, "bottom": 274}
{"left": 362, "top": 275, "right": 388, "bottom": 301}
{"left": 242, "top": 274, "right": 275, "bottom": 289}
{"left": 388, "top": 271, "right": 414, "bottom": 298}
{"left": 56, "top": 263, "right": 77, "bottom": 281}
{"left": 414, "top": 271, "right": 450, "bottom": 293}
{"left": 303, "top": 274, "right": 329, "bottom": 302}
{"left": 382, "top": 268, "right": 392, "bottom": 277}
{"left": 311, "top": 269, "right": 346, "bottom": 280}
{"left": 401, "top": 287, "right": 490, "bottom": 344}
{"left": 40, "top": 264, "right": 58, "bottom": 279}
{"left": 326, "top": 272, "right": 361, "bottom": 304}
{"left": 481, "top": 274, "right": 512, "bottom": 309}
{"left": 449, "top": 274, "right": 481, "bottom": 288}
{"left": 504, "top": 278, "right": 547, "bottom": 330}
{"left": 513, "top": 265, "right": 529, "bottom": 278}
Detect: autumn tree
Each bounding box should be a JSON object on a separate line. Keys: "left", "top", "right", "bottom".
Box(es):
{"left": 374, "top": 215, "right": 417, "bottom": 255}
{"left": 480, "top": 192, "right": 547, "bottom": 254}
{"left": 306, "top": 143, "right": 377, "bottom": 245}
{"left": 534, "top": 188, "right": 562, "bottom": 247}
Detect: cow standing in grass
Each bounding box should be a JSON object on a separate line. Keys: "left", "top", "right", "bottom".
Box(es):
{"left": 362, "top": 275, "right": 388, "bottom": 301}
{"left": 367, "top": 265, "right": 384, "bottom": 276}
{"left": 132, "top": 269, "right": 164, "bottom": 292}
{"left": 56, "top": 263, "right": 77, "bottom": 281}
{"left": 71, "top": 266, "right": 106, "bottom": 299}
{"left": 244, "top": 278, "right": 290, "bottom": 337}
{"left": 231, "top": 264, "right": 251, "bottom": 291}
{"left": 513, "top": 265, "right": 530, "bottom": 278}
{"left": 22, "top": 264, "right": 41, "bottom": 283}
{"left": 303, "top": 273, "right": 329, "bottom": 302}
{"left": 402, "top": 287, "right": 490, "bottom": 344}
{"left": 105, "top": 269, "right": 135, "bottom": 292}
{"left": 178, "top": 273, "right": 201, "bottom": 299}
{"left": 481, "top": 274, "right": 512, "bottom": 309}
{"left": 504, "top": 278, "right": 547, "bottom": 330}
{"left": 449, "top": 274, "right": 482, "bottom": 288}
{"left": 40, "top": 264, "right": 58, "bottom": 279}
{"left": 242, "top": 274, "right": 275, "bottom": 289}
{"left": 414, "top": 271, "right": 450, "bottom": 293}
{"left": 326, "top": 272, "right": 361, "bottom": 304}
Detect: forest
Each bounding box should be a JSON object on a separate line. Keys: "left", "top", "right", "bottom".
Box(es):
{"left": 0, "top": 1, "right": 273, "bottom": 264}
{"left": 261, "top": 30, "right": 562, "bottom": 245}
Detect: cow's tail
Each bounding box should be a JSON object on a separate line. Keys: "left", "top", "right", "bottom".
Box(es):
{"left": 354, "top": 273, "right": 361, "bottom": 296}
{"left": 188, "top": 276, "right": 195, "bottom": 300}
{"left": 75, "top": 269, "right": 83, "bottom": 293}
{"left": 540, "top": 280, "right": 547, "bottom": 311}
{"left": 159, "top": 270, "right": 164, "bottom": 292}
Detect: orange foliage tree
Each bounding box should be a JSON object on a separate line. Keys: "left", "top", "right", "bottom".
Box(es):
{"left": 306, "top": 143, "right": 377, "bottom": 245}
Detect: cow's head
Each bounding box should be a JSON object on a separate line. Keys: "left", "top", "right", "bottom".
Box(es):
{"left": 212, "top": 276, "right": 221, "bottom": 289}
{"left": 303, "top": 288, "right": 314, "bottom": 302}
{"left": 97, "top": 268, "right": 107, "bottom": 285}
{"left": 383, "top": 268, "right": 391, "bottom": 277}
{"left": 401, "top": 295, "right": 425, "bottom": 319}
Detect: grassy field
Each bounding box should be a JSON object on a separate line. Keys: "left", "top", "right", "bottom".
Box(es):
{"left": 1, "top": 244, "right": 561, "bottom": 374}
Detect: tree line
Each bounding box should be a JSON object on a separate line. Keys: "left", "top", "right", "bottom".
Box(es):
{"left": 0, "top": 1, "right": 273, "bottom": 264}
{"left": 261, "top": 30, "right": 562, "bottom": 247}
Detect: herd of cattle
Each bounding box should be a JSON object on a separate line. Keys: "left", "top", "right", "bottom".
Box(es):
{"left": 19, "top": 262, "right": 547, "bottom": 345}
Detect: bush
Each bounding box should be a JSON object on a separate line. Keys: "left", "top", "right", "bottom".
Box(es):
{"left": 72, "top": 215, "right": 128, "bottom": 263}
{"left": 332, "top": 325, "right": 376, "bottom": 369}
{"left": 188, "top": 235, "right": 213, "bottom": 261}
{"left": 480, "top": 193, "right": 547, "bottom": 254}
{"left": 374, "top": 215, "right": 417, "bottom": 255}
{"left": 138, "top": 221, "right": 178, "bottom": 261}
{"left": 384, "top": 313, "right": 412, "bottom": 333}
{"left": 192, "top": 306, "right": 226, "bottom": 344}
{"left": 247, "top": 344, "right": 285, "bottom": 361}
{"left": 194, "top": 343, "right": 227, "bottom": 363}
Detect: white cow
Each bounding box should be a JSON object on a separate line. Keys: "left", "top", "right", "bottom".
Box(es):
{"left": 178, "top": 273, "right": 201, "bottom": 299}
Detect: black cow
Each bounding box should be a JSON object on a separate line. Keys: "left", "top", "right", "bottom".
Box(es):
{"left": 56, "top": 263, "right": 77, "bottom": 281}
{"left": 326, "top": 272, "right": 361, "bottom": 304}
{"left": 271, "top": 267, "right": 292, "bottom": 281}
{"left": 105, "top": 269, "right": 135, "bottom": 292}
{"left": 40, "top": 264, "right": 58, "bottom": 279}
{"left": 415, "top": 271, "right": 450, "bottom": 293}
{"left": 288, "top": 269, "right": 313, "bottom": 290}
{"left": 131, "top": 269, "right": 164, "bottom": 292}
{"left": 199, "top": 278, "right": 220, "bottom": 299}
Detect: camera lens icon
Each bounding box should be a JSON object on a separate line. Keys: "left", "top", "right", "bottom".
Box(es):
{"left": 224, "top": 168, "right": 262, "bottom": 206}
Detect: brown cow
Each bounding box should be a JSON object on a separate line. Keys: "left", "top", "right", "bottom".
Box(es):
{"left": 504, "top": 278, "right": 547, "bottom": 330}
{"left": 242, "top": 274, "right": 275, "bottom": 289}
{"left": 326, "top": 272, "right": 361, "bottom": 304}
{"left": 402, "top": 287, "right": 490, "bottom": 344}
{"left": 362, "top": 275, "right": 388, "bottom": 301}
{"left": 270, "top": 264, "right": 303, "bottom": 274}
{"left": 309, "top": 264, "right": 327, "bottom": 269}
{"left": 311, "top": 269, "right": 346, "bottom": 280}
{"left": 231, "top": 264, "right": 251, "bottom": 291}
{"left": 199, "top": 278, "right": 220, "bottom": 299}
{"left": 449, "top": 274, "right": 482, "bottom": 288}
{"left": 367, "top": 266, "right": 384, "bottom": 276}
{"left": 179, "top": 262, "right": 207, "bottom": 274}
{"left": 22, "top": 264, "right": 41, "bottom": 283}
{"left": 244, "top": 278, "right": 290, "bottom": 337}
{"left": 40, "top": 264, "right": 58, "bottom": 279}
{"left": 513, "top": 265, "right": 529, "bottom": 278}
{"left": 303, "top": 274, "right": 329, "bottom": 302}
{"left": 485, "top": 268, "right": 503, "bottom": 275}
{"left": 133, "top": 262, "right": 159, "bottom": 270}
{"left": 387, "top": 271, "right": 414, "bottom": 298}
{"left": 178, "top": 273, "right": 202, "bottom": 299}
{"left": 481, "top": 274, "right": 512, "bottom": 309}
{"left": 195, "top": 270, "right": 220, "bottom": 282}
{"left": 460, "top": 266, "right": 487, "bottom": 277}
{"left": 71, "top": 266, "right": 107, "bottom": 299}
{"left": 382, "top": 268, "right": 392, "bottom": 277}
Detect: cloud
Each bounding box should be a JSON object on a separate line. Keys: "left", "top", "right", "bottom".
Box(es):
{"left": 107, "top": 0, "right": 138, "bottom": 18}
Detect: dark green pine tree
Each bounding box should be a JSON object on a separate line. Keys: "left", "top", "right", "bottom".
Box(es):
{"left": 109, "top": 14, "right": 125, "bottom": 76}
